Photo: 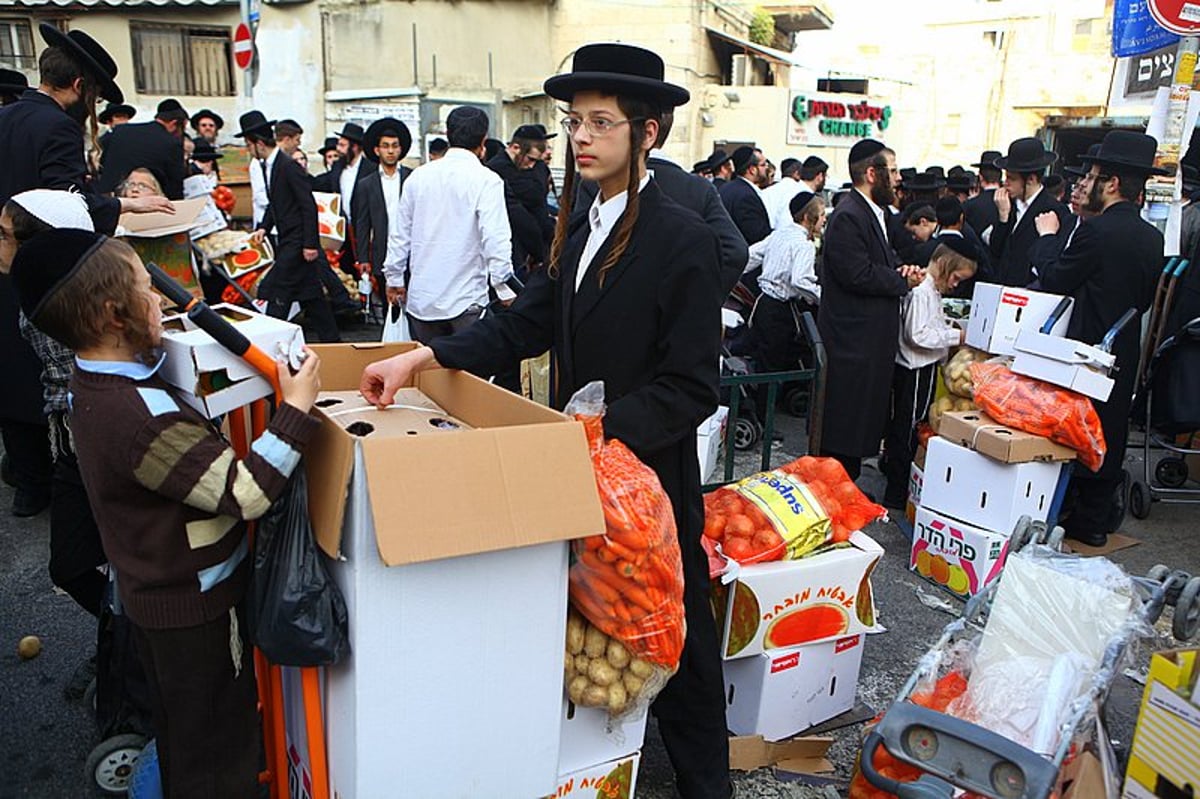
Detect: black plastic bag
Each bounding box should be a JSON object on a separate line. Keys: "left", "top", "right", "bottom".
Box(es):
{"left": 249, "top": 468, "right": 349, "bottom": 666}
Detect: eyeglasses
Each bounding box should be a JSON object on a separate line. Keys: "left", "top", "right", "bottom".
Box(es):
{"left": 560, "top": 116, "right": 645, "bottom": 138}
{"left": 123, "top": 181, "right": 157, "bottom": 194}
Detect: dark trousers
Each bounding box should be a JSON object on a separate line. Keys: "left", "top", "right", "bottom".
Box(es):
{"left": 265, "top": 297, "right": 341, "bottom": 343}
{"left": 1061, "top": 470, "right": 1124, "bottom": 537}
{"left": 882, "top": 363, "right": 937, "bottom": 505}
{"left": 651, "top": 510, "right": 733, "bottom": 799}
{"left": 407, "top": 305, "right": 485, "bottom": 346}
{"left": 134, "top": 605, "right": 260, "bottom": 799}
{"left": 749, "top": 295, "right": 816, "bottom": 420}
{"left": 318, "top": 260, "right": 355, "bottom": 307}
{"left": 49, "top": 439, "right": 107, "bottom": 618}
{"left": 0, "top": 419, "right": 52, "bottom": 498}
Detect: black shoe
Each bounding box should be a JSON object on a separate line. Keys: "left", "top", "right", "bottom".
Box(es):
{"left": 63, "top": 653, "right": 97, "bottom": 702}
{"left": 12, "top": 487, "right": 50, "bottom": 517}
{"left": 882, "top": 493, "right": 907, "bottom": 511}
{"left": 1064, "top": 528, "right": 1108, "bottom": 548}
{"left": 0, "top": 454, "right": 13, "bottom": 488}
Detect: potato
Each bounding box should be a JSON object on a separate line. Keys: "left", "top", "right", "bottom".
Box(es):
{"left": 628, "top": 658, "right": 654, "bottom": 679}
{"left": 565, "top": 652, "right": 576, "bottom": 679}
{"left": 575, "top": 654, "right": 591, "bottom": 675}
{"left": 17, "top": 635, "right": 41, "bottom": 660}
{"left": 623, "top": 673, "right": 645, "bottom": 698}
{"left": 567, "top": 675, "right": 590, "bottom": 704}
{"left": 566, "top": 612, "right": 585, "bottom": 656}
{"left": 583, "top": 625, "right": 608, "bottom": 658}
{"left": 607, "top": 681, "right": 628, "bottom": 715}
{"left": 606, "top": 639, "right": 630, "bottom": 670}
{"left": 581, "top": 684, "right": 610, "bottom": 707}
{"left": 588, "top": 659, "right": 620, "bottom": 687}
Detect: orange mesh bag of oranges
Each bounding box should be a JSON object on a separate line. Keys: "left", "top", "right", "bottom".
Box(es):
{"left": 702, "top": 455, "right": 886, "bottom": 565}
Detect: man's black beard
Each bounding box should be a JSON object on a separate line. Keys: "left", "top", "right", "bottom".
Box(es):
{"left": 65, "top": 97, "right": 88, "bottom": 125}
{"left": 1084, "top": 180, "right": 1106, "bottom": 214}
{"left": 871, "top": 178, "right": 895, "bottom": 208}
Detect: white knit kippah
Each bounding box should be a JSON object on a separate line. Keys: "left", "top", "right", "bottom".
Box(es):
{"left": 8, "top": 189, "right": 94, "bottom": 233}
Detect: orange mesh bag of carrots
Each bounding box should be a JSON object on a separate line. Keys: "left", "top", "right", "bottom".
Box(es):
{"left": 564, "top": 382, "right": 686, "bottom": 717}
{"left": 702, "top": 455, "right": 886, "bottom": 565}
{"left": 970, "top": 362, "right": 1106, "bottom": 472}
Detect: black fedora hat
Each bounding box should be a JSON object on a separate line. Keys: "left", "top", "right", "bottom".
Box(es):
{"left": 337, "top": 122, "right": 365, "bottom": 144}
{"left": 232, "top": 110, "right": 276, "bottom": 139}
{"left": 0, "top": 68, "right": 28, "bottom": 96}
{"left": 691, "top": 160, "right": 711, "bottom": 174}
{"left": 39, "top": 23, "right": 122, "bottom": 104}
{"left": 544, "top": 43, "right": 689, "bottom": 108}
{"left": 1081, "top": 130, "right": 1169, "bottom": 176}
{"left": 995, "top": 137, "right": 1057, "bottom": 172}
{"left": 156, "top": 98, "right": 188, "bottom": 121}
{"left": 1064, "top": 144, "right": 1101, "bottom": 178}
{"left": 318, "top": 136, "right": 339, "bottom": 156}
{"left": 898, "top": 167, "right": 918, "bottom": 185}
{"left": 190, "top": 139, "right": 223, "bottom": 161}
{"left": 362, "top": 117, "right": 413, "bottom": 163}
{"left": 904, "top": 172, "right": 946, "bottom": 191}
{"left": 190, "top": 108, "right": 224, "bottom": 131}
{"left": 971, "top": 150, "right": 1003, "bottom": 169}
{"left": 513, "top": 123, "right": 557, "bottom": 141}
{"left": 925, "top": 165, "right": 946, "bottom": 179}
{"left": 98, "top": 102, "right": 135, "bottom": 124}
{"left": 946, "top": 173, "right": 974, "bottom": 192}
{"left": 708, "top": 149, "right": 733, "bottom": 170}
{"left": 1183, "top": 164, "right": 1200, "bottom": 197}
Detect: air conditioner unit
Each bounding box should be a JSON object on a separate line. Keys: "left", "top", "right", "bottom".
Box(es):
{"left": 731, "top": 54, "right": 749, "bottom": 87}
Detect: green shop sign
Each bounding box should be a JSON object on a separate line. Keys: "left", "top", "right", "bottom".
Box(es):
{"left": 791, "top": 95, "right": 892, "bottom": 138}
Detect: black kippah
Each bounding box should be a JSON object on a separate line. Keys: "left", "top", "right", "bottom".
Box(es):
{"left": 937, "top": 234, "right": 979, "bottom": 263}
{"left": 11, "top": 229, "right": 108, "bottom": 323}
{"left": 848, "top": 139, "right": 886, "bottom": 165}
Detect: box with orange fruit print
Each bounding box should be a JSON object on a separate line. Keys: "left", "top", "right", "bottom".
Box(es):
{"left": 910, "top": 505, "right": 1009, "bottom": 599}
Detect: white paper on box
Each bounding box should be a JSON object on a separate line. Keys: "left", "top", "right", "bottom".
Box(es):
{"left": 920, "top": 437, "right": 1062, "bottom": 532}
{"left": 1011, "top": 329, "right": 1116, "bottom": 401}
{"left": 910, "top": 505, "right": 1009, "bottom": 598}
{"left": 697, "top": 406, "right": 729, "bottom": 483}
{"left": 966, "top": 283, "right": 1073, "bottom": 356}
{"left": 557, "top": 701, "right": 647, "bottom": 775}
{"left": 723, "top": 635, "right": 864, "bottom": 741}
{"left": 321, "top": 445, "right": 569, "bottom": 799}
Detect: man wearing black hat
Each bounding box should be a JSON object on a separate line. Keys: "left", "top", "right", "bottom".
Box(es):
{"left": 988, "top": 137, "right": 1070, "bottom": 286}
{"left": 190, "top": 139, "right": 223, "bottom": 180}
{"left": 97, "top": 101, "right": 135, "bottom": 150}
{"left": 319, "top": 136, "right": 341, "bottom": 170}
{"left": 314, "top": 123, "right": 366, "bottom": 214}
{"left": 817, "top": 138, "right": 923, "bottom": 480}
{"left": 97, "top": 98, "right": 188, "bottom": 199}
{"left": 709, "top": 148, "right": 734, "bottom": 187}
{"left": 0, "top": 68, "right": 26, "bottom": 106}
{"left": 352, "top": 117, "right": 413, "bottom": 286}
{"left": 487, "top": 123, "right": 555, "bottom": 270}
{"left": 913, "top": 196, "right": 990, "bottom": 294}
{"left": 1029, "top": 131, "right": 1165, "bottom": 547}
{"left": 719, "top": 145, "right": 772, "bottom": 248}
{"left": 239, "top": 111, "right": 341, "bottom": 342}
{"left": 963, "top": 149, "right": 1003, "bottom": 239}
{"left": 190, "top": 108, "right": 223, "bottom": 144}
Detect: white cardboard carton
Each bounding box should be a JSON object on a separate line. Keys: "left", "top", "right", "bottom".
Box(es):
{"left": 966, "top": 283, "right": 1073, "bottom": 356}
{"left": 1011, "top": 329, "right": 1116, "bottom": 401}
{"left": 697, "top": 405, "right": 729, "bottom": 483}
{"left": 558, "top": 700, "right": 648, "bottom": 776}
{"left": 546, "top": 753, "right": 640, "bottom": 799}
{"left": 911, "top": 505, "right": 1009, "bottom": 598}
{"left": 921, "top": 436, "right": 1062, "bottom": 533}
{"left": 723, "top": 634, "right": 865, "bottom": 741}
{"left": 158, "top": 304, "right": 305, "bottom": 418}
{"left": 906, "top": 460, "right": 924, "bottom": 526}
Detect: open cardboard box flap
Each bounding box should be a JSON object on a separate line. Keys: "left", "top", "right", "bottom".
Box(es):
{"left": 118, "top": 196, "right": 208, "bottom": 238}
{"left": 305, "top": 343, "right": 604, "bottom": 565}
{"left": 728, "top": 735, "right": 833, "bottom": 773}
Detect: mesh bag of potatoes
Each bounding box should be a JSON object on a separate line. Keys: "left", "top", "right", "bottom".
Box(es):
{"left": 564, "top": 606, "right": 670, "bottom": 719}
{"left": 942, "top": 346, "right": 990, "bottom": 398}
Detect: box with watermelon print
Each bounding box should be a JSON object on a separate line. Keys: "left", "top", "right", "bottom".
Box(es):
{"left": 712, "top": 531, "right": 883, "bottom": 661}
{"left": 545, "top": 753, "right": 639, "bottom": 799}
{"left": 910, "top": 505, "right": 1009, "bottom": 598}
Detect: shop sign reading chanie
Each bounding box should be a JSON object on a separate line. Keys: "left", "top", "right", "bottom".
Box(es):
{"left": 786, "top": 92, "right": 893, "bottom": 148}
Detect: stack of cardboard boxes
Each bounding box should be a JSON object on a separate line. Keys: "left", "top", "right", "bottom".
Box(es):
{"left": 909, "top": 284, "right": 1079, "bottom": 599}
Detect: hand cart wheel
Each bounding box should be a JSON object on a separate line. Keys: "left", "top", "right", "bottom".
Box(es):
{"left": 1045, "top": 526, "right": 1066, "bottom": 551}
{"left": 84, "top": 732, "right": 147, "bottom": 796}
{"left": 1008, "top": 515, "right": 1034, "bottom": 553}
{"left": 784, "top": 386, "right": 809, "bottom": 418}
{"left": 1129, "top": 480, "right": 1152, "bottom": 520}
{"left": 733, "top": 416, "right": 760, "bottom": 451}
{"left": 1174, "top": 576, "right": 1200, "bottom": 642}
{"left": 1148, "top": 564, "right": 1172, "bottom": 584}
{"left": 1155, "top": 456, "right": 1190, "bottom": 489}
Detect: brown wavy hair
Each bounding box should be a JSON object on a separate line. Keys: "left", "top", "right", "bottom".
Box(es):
{"left": 549, "top": 95, "right": 660, "bottom": 287}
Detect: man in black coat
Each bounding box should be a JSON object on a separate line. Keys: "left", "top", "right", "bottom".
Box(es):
{"left": 962, "top": 150, "right": 1002, "bottom": 237}
{"left": 709, "top": 149, "right": 734, "bottom": 188}
{"left": 98, "top": 98, "right": 188, "bottom": 199}
{"left": 817, "top": 139, "right": 922, "bottom": 480}
{"left": 988, "top": 138, "right": 1071, "bottom": 286}
{"left": 352, "top": 117, "right": 413, "bottom": 284}
{"left": 718, "top": 146, "right": 772, "bottom": 247}
{"left": 240, "top": 111, "right": 340, "bottom": 342}
{"left": 487, "top": 124, "right": 555, "bottom": 272}
{"left": 1029, "top": 131, "right": 1165, "bottom": 547}
{"left": 0, "top": 68, "right": 26, "bottom": 106}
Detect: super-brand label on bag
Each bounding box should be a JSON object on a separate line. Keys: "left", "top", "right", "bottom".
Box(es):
{"left": 733, "top": 470, "right": 830, "bottom": 558}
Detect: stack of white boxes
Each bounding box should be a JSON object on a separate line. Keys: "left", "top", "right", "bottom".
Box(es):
{"left": 550, "top": 702, "right": 646, "bottom": 799}
{"left": 909, "top": 284, "right": 1078, "bottom": 599}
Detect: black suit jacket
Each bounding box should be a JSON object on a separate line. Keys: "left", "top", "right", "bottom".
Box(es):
{"left": 989, "top": 188, "right": 1070, "bottom": 286}
{"left": 575, "top": 157, "right": 749, "bottom": 297}
{"left": 97, "top": 120, "right": 185, "bottom": 199}
{"left": 1031, "top": 202, "right": 1163, "bottom": 479}
{"left": 817, "top": 189, "right": 909, "bottom": 457}
{"left": 487, "top": 152, "right": 553, "bottom": 267}
{"left": 718, "top": 176, "right": 771, "bottom": 246}
{"left": 351, "top": 165, "right": 412, "bottom": 272}
{"left": 963, "top": 188, "right": 999, "bottom": 239}
{"left": 257, "top": 151, "right": 323, "bottom": 301}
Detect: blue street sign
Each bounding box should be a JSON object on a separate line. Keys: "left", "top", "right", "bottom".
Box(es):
{"left": 1114, "top": 0, "right": 1180, "bottom": 57}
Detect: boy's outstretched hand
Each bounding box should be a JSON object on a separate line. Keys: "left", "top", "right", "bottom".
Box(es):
{"left": 360, "top": 346, "right": 438, "bottom": 409}
{"left": 279, "top": 346, "right": 321, "bottom": 412}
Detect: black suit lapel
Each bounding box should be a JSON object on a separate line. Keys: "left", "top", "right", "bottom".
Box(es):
{"left": 851, "top": 190, "right": 893, "bottom": 257}
{"left": 1012, "top": 190, "right": 1047, "bottom": 239}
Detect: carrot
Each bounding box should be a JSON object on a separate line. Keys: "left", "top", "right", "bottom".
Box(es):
{"left": 603, "top": 538, "right": 642, "bottom": 564}
{"left": 596, "top": 547, "right": 618, "bottom": 564}
{"left": 613, "top": 600, "right": 633, "bottom": 623}
{"left": 582, "top": 535, "right": 605, "bottom": 551}
{"left": 620, "top": 583, "right": 657, "bottom": 615}
{"left": 606, "top": 525, "right": 650, "bottom": 551}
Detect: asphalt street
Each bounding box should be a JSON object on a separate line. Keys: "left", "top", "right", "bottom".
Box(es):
{"left": 1, "top": 318, "right": 1196, "bottom": 798}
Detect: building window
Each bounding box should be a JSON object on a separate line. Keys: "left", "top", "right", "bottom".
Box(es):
{"left": 130, "top": 23, "right": 234, "bottom": 97}
{"left": 983, "top": 30, "right": 1005, "bottom": 50}
{"left": 817, "top": 78, "right": 868, "bottom": 95}
{"left": 0, "top": 18, "right": 36, "bottom": 70}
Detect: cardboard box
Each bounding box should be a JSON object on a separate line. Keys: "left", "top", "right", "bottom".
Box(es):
{"left": 158, "top": 304, "right": 304, "bottom": 418}
{"left": 728, "top": 735, "right": 833, "bottom": 774}
{"left": 546, "top": 753, "right": 639, "bottom": 799}
{"left": 1012, "top": 329, "right": 1116, "bottom": 402}
{"left": 966, "top": 283, "right": 1073, "bottom": 356}
{"left": 921, "top": 436, "right": 1062, "bottom": 532}
{"left": 304, "top": 343, "right": 604, "bottom": 565}
{"left": 117, "top": 196, "right": 209, "bottom": 239}
{"left": 697, "top": 405, "right": 729, "bottom": 483}
{"left": 906, "top": 444, "right": 926, "bottom": 525}
{"left": 128, "top": 232, "right": 202, "bottom": 299}
{"left": 713, "top": 531, "right": 882, "bottom": 660}
{"left": 724, "top": 634, "right": 865, "bottom": 741}
{"left": 911, "top": 504, "right": 1009, "bottom": 598}
{"left": 938, "top": 410, "right": 1076, "bottom": 464}
{"left": 558, "top": 700, "right": 648, "bottom": 776}
{"left": 1124, "top": 649, "right": 1200, "bottom": 799}
{"left": 313, "top": 191, "right": 346, "bottom": 251}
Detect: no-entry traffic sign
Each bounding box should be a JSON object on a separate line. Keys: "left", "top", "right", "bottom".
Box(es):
{"left": 234, "top": 23, "right": 254, "bottom": 70}
{"left": 1148, "top": 0, "right": 1200, "bottom": 35}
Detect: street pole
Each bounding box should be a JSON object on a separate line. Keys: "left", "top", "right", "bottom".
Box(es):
{"left": 1155, "top": 36, "right": 1199, "bottom": 254}
{"left": 240, "top": 0, "right": 258, "bottom": 102}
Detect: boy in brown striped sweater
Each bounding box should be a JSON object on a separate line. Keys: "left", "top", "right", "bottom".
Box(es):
{"left": 11, "top": 229, "right": 321, "bottom": 799}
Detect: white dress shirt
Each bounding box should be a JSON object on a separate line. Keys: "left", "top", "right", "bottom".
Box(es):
{"left": 384, "top": 148, "right": 515, "bottom": 321}
{"left": 340, "top": 155, "right": 362, "bottom": 223}
{"left": 251, "top": 147, "right": 280, "bottom": 231}
{"left": 577, "top": 175, "right": 651, "bottom": 292}
{"left": 1013, "top": 185, "right": 1043, "bottom": 227}
{"left": 380, "top": 166, "right": 402, "bottom": 238}
{"left": 762, "top": 177, "right": 804, "bottom": 230}
{"left": 897, "top": 275, "right": 960, "bottom": 369}
{"left": 855, "top": 188, "right": 889, "bottom": 240}
{"left": 746, "top": 223, "right": 821, "bottom": 303}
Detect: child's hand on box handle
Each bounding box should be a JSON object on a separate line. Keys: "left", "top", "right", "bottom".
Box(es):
{"left": 360, "top": 346, "right": 439, "bottom": 409}
{"left": 278, "top": 347, "right": 321, "bottom": 413}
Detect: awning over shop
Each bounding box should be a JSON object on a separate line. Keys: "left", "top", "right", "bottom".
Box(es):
{"left": 704, "top": 26, "right": 798, "bottom": 67}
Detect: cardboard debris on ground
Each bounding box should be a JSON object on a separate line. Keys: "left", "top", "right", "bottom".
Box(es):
{"left": 728, "top": 734, "right": 833, "bottom": 776}
{"left": 1065, "top": 533, "right": 1141, "bottom": 556}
